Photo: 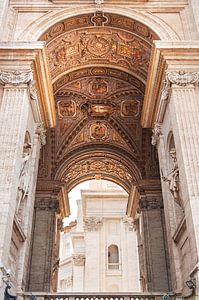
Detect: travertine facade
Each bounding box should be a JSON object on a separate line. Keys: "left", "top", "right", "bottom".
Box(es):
{"left": 58, "top": 181, "right": 140, "bottom": 292}
{"left": 0, "top": 0, "right": 199, "bottom": 299}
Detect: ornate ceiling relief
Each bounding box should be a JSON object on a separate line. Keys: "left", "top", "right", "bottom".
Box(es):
{"left": 46, "top": 27, "right": 151, "bottom": 81}
{"left": 38, "top": 13, "right": 159, "bottom": 189}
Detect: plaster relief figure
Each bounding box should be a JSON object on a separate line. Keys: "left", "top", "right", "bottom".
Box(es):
{"left": 162, "top": 148, "right": 179, "bottom": 203}
{"left": 16, "top": 142, "right": 32, "bottom": 217}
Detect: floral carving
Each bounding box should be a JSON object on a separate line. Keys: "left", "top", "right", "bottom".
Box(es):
{"left": 0, "top": 70, "right": 33, "bottom": 86}
{"left": 166, "top": 71, "right": 199, "bottom": 87}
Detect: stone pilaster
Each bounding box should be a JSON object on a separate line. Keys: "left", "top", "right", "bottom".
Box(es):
{"left": 168, "top": 71, "right": 199, "bottom": 290}
{"left": 28, "top": 196, "right": 59, "bottom": 292}
{"left": 84, "top": 217, "right": 102, "bottom": 291}
{"left": 0, "top": 71, "right": 32, "bottom": 286}
{"left": 138, "top": 189, "right": 170, "bottom": 292}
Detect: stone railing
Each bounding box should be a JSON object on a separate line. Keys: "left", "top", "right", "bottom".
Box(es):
{"left": 17, "top": 292, "right": 179, "bottom": 300}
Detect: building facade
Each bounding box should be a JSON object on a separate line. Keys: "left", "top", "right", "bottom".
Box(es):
{"left": 58, "top": 181, "right": 140, "bottom": 292}
{"left": 0, "top": 0, "right": 199, "bottom": 299}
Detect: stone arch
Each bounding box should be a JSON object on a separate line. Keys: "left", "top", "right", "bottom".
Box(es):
{"left": 18, "top": 6, "right": 180, "bottom": 42}
{"left": 54, "top": 149, "right": 141, "bottom": 193}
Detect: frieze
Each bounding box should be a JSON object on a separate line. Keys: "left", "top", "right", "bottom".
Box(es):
{"left": 64, "top": 158, "right": 133, "bottom": 185}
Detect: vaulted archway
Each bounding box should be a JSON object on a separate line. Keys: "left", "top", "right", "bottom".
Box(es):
{"left": 29, "top": 11, "right": 169, "bottom": 294}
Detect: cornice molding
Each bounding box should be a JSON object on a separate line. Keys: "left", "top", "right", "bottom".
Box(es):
{"left": 0, "top": 42, "right": 56, "bottom": 128}
{"left": 141, "top": 41, "right": 199, "bottom": 128}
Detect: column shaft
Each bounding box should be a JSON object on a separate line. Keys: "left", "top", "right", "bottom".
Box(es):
{"left": 0, "top": 86, "right": 29, "bottom": 266}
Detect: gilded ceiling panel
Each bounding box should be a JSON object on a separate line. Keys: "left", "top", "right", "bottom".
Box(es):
{"left": 46, "top": 27, "right": 151, "bottom": 81}
{"left": 37, "top": 13, "right": 160, "bottom": 189}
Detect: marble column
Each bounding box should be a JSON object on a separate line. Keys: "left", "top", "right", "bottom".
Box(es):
{"left": 167, "top": 71, "right": 199, "bottom": 287}
{"left": 138, "top": 192, "right": 170, "bottom": 292}
{"left": 0, "top": 71, "right": 32, "bottom": 289}
{"left": 28, "top": 196, "right": 59, "bottom": 292}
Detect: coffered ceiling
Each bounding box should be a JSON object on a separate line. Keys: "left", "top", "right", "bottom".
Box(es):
{"left": 38, "top": 12, "right": 160, "bottom": 191}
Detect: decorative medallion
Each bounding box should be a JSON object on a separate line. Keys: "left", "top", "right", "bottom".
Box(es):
{"left": 90, "top": 78, "right": 108, "bottom": 95}
{"left": 121, "top": 100, "right": 141, "bottom": 118}
{"left": 87, "top": 35, "right": 111, "bottom": 56}
{"left": 90, "top": 122, "right": 107, "bottom": 140}
{"left": 57, "top": 100, "right": 76, "bottom": 118}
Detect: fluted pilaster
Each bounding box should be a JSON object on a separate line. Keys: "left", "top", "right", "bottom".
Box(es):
{"left": 0, "top": 79, "right": 30, "bottom": 268}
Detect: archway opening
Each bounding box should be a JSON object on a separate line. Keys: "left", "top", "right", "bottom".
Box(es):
{"left": 58, "top": 179, "right": 140, "bottom": 292}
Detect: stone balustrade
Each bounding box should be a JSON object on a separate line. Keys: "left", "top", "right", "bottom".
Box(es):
{"left": 17, "top": 292, "right": 179, "bottom": 300}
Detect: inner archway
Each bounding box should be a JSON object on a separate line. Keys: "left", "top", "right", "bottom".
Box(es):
{"left": 58, "top": 179, "right": 140, "bottom": 292}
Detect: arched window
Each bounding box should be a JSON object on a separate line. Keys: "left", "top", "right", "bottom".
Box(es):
{"left": 108, "top": 244, "right": 119, "bottom": 269}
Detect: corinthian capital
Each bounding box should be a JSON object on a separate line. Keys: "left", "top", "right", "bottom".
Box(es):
{"left": 166, "top": 71, "right": 199, "bottom": 86}
{"left": 84, "top": 217, "right": 102, "bottom": 231}
{"left": 72, "top": 254, "right": 85, "bottom": 266}
{"left": 0, "top": 70, "right": 33, "bottom": 86}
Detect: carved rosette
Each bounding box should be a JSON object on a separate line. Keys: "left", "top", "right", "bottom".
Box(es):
{"left": 36, "top": 122, "right": 46, "bottom": 146}
{"left": 72, "top": 254, "right": 85, "bottom": 266}
{"left": 123, "top": 216, "right": 135, "bottom": 231}
{"left": 166, "top": 71, "right": 199, "bottom": 87}
{"left": 151, "top": 122, "right": 162, "bottom": 146}
{"left": 84, "top": 217, "right": 103, "bottom": 231}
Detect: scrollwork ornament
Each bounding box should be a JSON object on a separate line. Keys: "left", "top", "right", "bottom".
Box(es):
{"left": 0, "top": 70, "right": 33, "bottom": 86}
{"left": 166, "top": 71, "right": 199, "bottom": 87}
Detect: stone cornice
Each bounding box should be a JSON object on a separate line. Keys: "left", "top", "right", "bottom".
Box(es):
{"left": 141, "top": 41, "right": 199, "bottom": 128}
{"left": 36, "top": 180, "right": 70, "bottom": 217}
{"left": 0, "top": 42, "right": 56, "bottom": 128}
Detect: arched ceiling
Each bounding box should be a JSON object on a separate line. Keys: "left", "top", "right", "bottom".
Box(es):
{"left": 38, "top": 12, "right": 160, "bottom": 192}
